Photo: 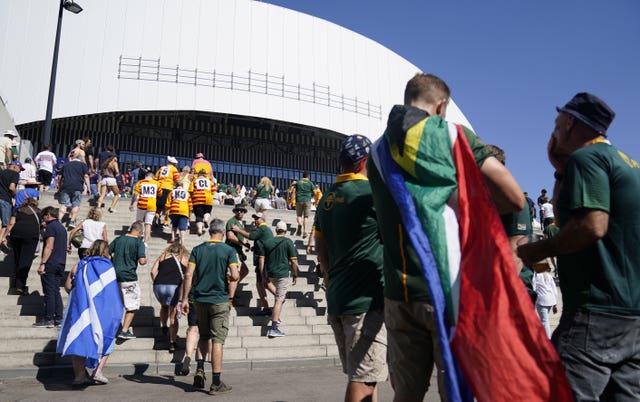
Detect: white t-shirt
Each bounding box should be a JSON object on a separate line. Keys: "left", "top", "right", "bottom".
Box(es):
{"left": 20, "top": 163, "right": 37, "bottom": 181}
{"left": 0, "top": 137, "right": 12, "bottom": 164}
{"left": 532, "top": 271, "right": 558, "bottom": 307}
{"left": 541, "top": 202, "right": 555, "bottom": 219}
{"left": 35, "top": 151, "right": 57, "bottom": 173}
{"left": 80, "top": 219, "right": 106, "bottom": 249}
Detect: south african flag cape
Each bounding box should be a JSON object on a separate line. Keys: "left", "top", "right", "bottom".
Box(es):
{"left": 371, "top": 105, "right": 572, "bottom": 402}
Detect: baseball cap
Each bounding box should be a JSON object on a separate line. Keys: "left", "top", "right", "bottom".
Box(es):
{"left": 557, "top": 92, "right": 615, "bottom": 135}
{"left": 252, "top": 212, "right": 265, "bottom": 220}
{"left": 339, "top": 134, "right": 372, "bottom": 165}
{"left": 167, "top": 156, "right": 178, "bottom": 164}
{"left": 9, "top": 161, "right": 24, "bottom": 171}
{"left": 275, "top": 221, "right": 287, "bottom": 232}
{"left": 75, "top": 139, "right": 85, "bottom": 146}
{"left": 195, "top": 152, "right": 204, "bottom": 158}
{"left": 2, "top": 130, "right": 17, "bottom": 138}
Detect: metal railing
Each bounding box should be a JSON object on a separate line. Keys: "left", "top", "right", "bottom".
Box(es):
{"left": 117, "top": 55, "right": 382, "bottom": 120}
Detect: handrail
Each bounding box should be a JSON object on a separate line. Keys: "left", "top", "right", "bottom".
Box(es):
{"left": 117, "top": 55, "right": 382, "bottom": 120}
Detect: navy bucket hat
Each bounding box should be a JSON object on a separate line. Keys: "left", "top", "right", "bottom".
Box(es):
{"left": 557, "top": 92, "right": 615, "bottom": 135}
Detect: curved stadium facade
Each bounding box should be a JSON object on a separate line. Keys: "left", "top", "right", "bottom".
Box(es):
{"left": 0, "top": 0, "right": 472, "bottom": 190}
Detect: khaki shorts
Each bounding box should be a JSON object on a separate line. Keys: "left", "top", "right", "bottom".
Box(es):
{"left": 295, "top": 201, "right": 311, "bottom": 217}
{"left": 270, "top": 277, "right": 290, "bottom": 302}
{"left": 195, "top": 301, "right": 230, "bottom": 344}
{"left": 136, "top": 209, "right": 155, "bottom": 225}
{"left": 119, "top": 281, "right": 141, "bottom": 311}
{"left": 385, "top": 298, "right": 446, "bottom": 401}
{"left": 328, "top": 310, "right": 388, "bottom": 383}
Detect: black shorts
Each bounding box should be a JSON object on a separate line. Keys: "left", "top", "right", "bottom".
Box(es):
{"left": 37, "top": 170, "right": 53, "bottom": 187}
{"left": 193, "top": 204, "right": 212, "bottom": 222}
{"left": 156, "top": 190, "right": 170, "bottom": 212}
{"left": 188, "top": 301, "right": 198, "bottom": 326}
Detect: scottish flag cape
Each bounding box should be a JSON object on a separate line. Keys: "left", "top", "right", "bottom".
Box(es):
{"left": 57, "top": 256, "right": 123, "bottom": 368}
{"left": 370, "top": 106, "right": 572, "bottom": 402}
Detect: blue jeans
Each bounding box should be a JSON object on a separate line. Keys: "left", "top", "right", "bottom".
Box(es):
{"left": 553, "top": 310, "right": 640, "bottom": 401}
{"left": 535, "top": 304, "right": 552, "bottom": 338}
{"left": 41, "top": 263, "right": 65, "bottom": 321}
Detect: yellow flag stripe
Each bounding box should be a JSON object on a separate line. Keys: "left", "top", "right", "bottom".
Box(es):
{"left": 390, "top": 117, "right": 427, "bottom": 178}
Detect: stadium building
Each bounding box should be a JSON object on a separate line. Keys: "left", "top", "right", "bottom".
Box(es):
{"left": 0, "top": 0, "right": 472, "bottom": 190}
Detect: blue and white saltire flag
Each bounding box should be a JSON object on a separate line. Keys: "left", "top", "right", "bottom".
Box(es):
{"left": 57, "top": 256, "right": 123, "bottom": 367}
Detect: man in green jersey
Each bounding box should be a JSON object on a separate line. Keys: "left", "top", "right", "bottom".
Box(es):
{"left": 315, "top": 134, "right": 387, "bottom": 402}
{"left": 487, "top": 144, "right": 537, "bottom": 302}
{"left": 294, "top": 171, "right": 315, "bottom": 238}
{"left": 367, "top": 73, "right": 524, "bottom": 401}
{"left": 110, "top": 221, "right": 147, "bottom": 340}
{"left": 259, "top": 221, "right": 298, "bottom": 338}
{"left": 225, "top": 205, "right": 250, "bottom": 305}
{"left": 519, "top": 93, "right": 640, "bottom": 401}
{"left": 180, "top": 219, "right": 239, "bottom": 395}
{"left": 231, "top": 212, "right": 275, "bottom": 314}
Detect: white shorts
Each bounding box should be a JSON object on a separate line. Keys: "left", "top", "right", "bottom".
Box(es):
{"left": 254, "top": 198, "right": 272, "bottom": 212}
{"left": 136, "top": 209, "right": 155, "bottom": 225}
{"left": 101, "top": 177, "right": 117, "bottom": 187}
{"left": 119, "top": 281, "right": 141, "bottom": 311}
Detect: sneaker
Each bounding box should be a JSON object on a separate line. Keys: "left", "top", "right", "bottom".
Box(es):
{"left": 267, "top": 327, "right": 286, "bottom": 338}
{"left": 117, "top": 329, "right": 136, "bottom": 339}
{"left": 208, "top": 381, "right": 232, "bottom": 395}
{"left": 168, "top": 239, "right": 175, "bottom": 244}
{"left": 92, "top": 371, "right": 109, "bottom": 385}
{"left": 179, "top": 356, "right": 191, "bottom": 376}
{"left": 193, "top": 368, "right": 206, "bottom": 389}
{"left": 296, "top": 225, "right": 302, "bottom": 236}
{"left": 108, "top": 208, "right": 117, "bottom": 213}
{"left": 33, "top": 320, "right": 54, "bottom": 328}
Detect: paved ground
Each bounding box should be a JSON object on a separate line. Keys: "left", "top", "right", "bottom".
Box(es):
{"left": 0, "top": 364, "right": 441, "bottom": 402}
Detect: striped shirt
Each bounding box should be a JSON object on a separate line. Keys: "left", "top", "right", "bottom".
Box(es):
{"left": 189, "top": 176, "right": 215, "bottom": 205}
{"left": 133, "top": 178, "right": 161, "bottom": 212}
{"left": 155, "top": 164, "right": 179, "bottom": 190}
{"left": 166, "top": 187, "right": 192, "bottom": 217}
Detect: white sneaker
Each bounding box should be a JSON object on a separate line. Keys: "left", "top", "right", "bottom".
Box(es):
{"left": 267, "top": 327, "right": 286, "bottom": 338}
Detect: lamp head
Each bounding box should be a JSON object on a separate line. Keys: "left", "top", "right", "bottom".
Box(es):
{"left": 63, "top": 0, "right": 83, "bottom": 14}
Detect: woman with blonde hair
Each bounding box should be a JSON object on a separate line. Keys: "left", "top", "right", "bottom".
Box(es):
{"left": 59, "top": 239, "right": 122, "bottom": 386}
{"left": 177, "top": 166, "right": 192, "bottom": 188}
{"left": 96, "top": 155, "right": 120, "bottom": 213}
{"left": 67, "top": 206, "right": 108, "bottom": 259}
{"left": 150, "top": 242, "right": 189, "bottom": 353}
{"left": 253, "top": 176, "right": 274, "bottom": 213}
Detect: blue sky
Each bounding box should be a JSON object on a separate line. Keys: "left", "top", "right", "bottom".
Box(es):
{"left": 267, "top": 0, "right": 640, "bottom": 198}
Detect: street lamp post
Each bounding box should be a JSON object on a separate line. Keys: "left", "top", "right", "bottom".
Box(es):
{"left": 42, "top": 0, "right": 83, "bottom": 148}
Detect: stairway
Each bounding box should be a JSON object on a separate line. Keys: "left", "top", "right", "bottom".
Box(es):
{"left": 0, "top": 193, "right": 337, "bottom": 376}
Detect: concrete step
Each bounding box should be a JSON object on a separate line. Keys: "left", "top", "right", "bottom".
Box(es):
{"left": 0, "top": 194, "right": 330, "bottom": 370}
{"left": 0, "top": 341, "right": 339, "bottom": 369}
